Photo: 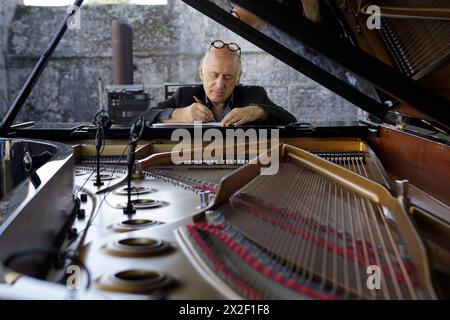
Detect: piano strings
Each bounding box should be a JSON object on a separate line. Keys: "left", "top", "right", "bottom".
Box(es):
{"left": 380, "top": 0, "right": 450, "bottom": 78}
{"left": 193, "top": 160, "right": 423, "bottom": 299}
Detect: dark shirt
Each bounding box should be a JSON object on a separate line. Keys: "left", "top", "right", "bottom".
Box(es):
{"left": 145, "top": 84, "right": 297, "bottom": 125}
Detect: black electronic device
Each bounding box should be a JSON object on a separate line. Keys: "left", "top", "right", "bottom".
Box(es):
{"left": 107, "top": 85, "right": 150, "bottom": 125}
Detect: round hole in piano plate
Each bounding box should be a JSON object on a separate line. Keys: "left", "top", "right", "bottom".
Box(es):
{"left": 115, "top": 199, "right": 163, "bottom": 209}
{"left": 114, "top": 270, "right": 164, "bottom": 283}
{"left": 102, "top": 237, "right": 170, "bottom": 257}
{"left": 114, "top": 185, "right": 155, "bottom": 195}
{"left": 117, "top": 238, "right": 160, "bottom": 247}
{"left": 109, "top": 219, "right": 159, "bottom": 232}
{"left": 89, "top": 173, "right": 118, "bottom": 181}
{"left": 121, "top": 219, "right": 156, "bottom": 226}
{"left": 96, "top": 269, "right": 173, "bottom": 294}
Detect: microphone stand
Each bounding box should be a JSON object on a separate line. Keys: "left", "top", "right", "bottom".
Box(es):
{"left": 123, "top": 117, "right": 145, "bottom": 215}
{"left": 93, "top": 123, "right": 104, "bottom": 187}
{"left": 93, "top": 77, "right": 111, "bottom": 187}
{"left": 92, "top": 109, "right": 111, "bottom": 187}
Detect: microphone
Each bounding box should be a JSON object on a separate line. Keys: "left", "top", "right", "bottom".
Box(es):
{"left": 94, "top": 77, "right": 112, "bottom": 129}
{"left": 93, "top": 110, "right": 111, "bottom": 130}
{"left": 123, "top": 116, "right": 146, "bottom": 215}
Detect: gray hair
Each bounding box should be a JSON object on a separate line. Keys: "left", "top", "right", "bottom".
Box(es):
{"left": 201, "top": 48, "right": 242, "bottom": 74}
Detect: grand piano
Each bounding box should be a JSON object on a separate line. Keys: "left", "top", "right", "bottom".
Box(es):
{"left": 0, "top": 0, "right": 448, "bottom": 300}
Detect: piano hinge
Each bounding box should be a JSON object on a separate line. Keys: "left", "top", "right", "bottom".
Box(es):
{"left": 394, "top": 111, "right": 407, "bottom": 131}
{"left": 383, "top": 111, "right": 449, "bottom": 144}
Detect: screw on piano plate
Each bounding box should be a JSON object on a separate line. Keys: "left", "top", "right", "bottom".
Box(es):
{"left": 77, "top": 208, "right": 86, "bottom": 220}
{"left": 80, "top": 193, "right": 88, "bottom": 202}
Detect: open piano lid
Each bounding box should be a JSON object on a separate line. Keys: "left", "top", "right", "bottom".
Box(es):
{"left": 181, "top": 0, "right": 450, "bottom": 132}
{"left": 1, "top": 0, "right": 448, "bottom": 135}
{"left": 0, "top": 0, "right": 85, "bottom": 136}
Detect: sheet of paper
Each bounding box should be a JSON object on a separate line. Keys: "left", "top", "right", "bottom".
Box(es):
{"left": 151, "top": 122, "right": 223, "bottom": 128}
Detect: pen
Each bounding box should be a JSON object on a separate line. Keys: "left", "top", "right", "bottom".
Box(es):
{"left": 194, "top": 96, "right": 214, "bottom": 121}
{"left": 193, "top": 96, "right": 202, "bottom": 104}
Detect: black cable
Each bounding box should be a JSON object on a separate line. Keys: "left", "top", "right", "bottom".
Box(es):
{"left": 75, "top": 108, "right": 110, "bottom": 189}
{"left": 94, "top": 77, "right": 111, "bottom": 130}
{"left": 70, "top": 145, "right": 129, "bottom": 253}
{"left": 18, "top": 93, "right": 123, "bottom": 290}
{"left": 62, "top": 230, "right": 81, "bottom": 252}
{"left": 92, "top": 105, "right": 111, "bottom": 187}
{"left": 67, "top": 140, "right": 128, "bottom": 258}
{"left": 69, "top": 124, "right": 129, "bottom": 254}
{"left": 74, "top": 126, "right": 109, "bottom": 200}
{"left": 92, "top": 77, "right": 112, "bottom": 175}
{"left": 3, "top": 247, "right": 91, "bottom": 290}
{"left": 100, "top": 126, "right": 106, "bottom": 154}
{"left": 28, "top": 150, "right": 55, "bottom": 158}
{"left": 123, "top": 117, "right": 146, "bottom": 214}
{"left": 74, "top": 168, "right": 98, "bottom": 199}
{"left": 61, "top": 251, "right": 91, "bottom": 289}
{"left": 103, "top": 185, "right": 141, "bottom": 210}
{"left": 128, "top": 116, "right": 146, "bottom": 144}
{"left": 56, "top": 141, "right": 128, "bottom": 291}
{"left": 93, "top": 109, "right": 111, "bottom": 130}
{"left": 64, "top": 117, "right": 145, "bottom": 282}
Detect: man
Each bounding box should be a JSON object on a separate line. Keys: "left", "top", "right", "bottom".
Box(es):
{"left": 145, "top": 40, "right": 296, "bottom": 127}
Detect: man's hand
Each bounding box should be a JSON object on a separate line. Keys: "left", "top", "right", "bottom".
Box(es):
{"left": 164, "top": 103, "right": 214, "bottom": 123}
{"left": 221, "top": 106, "right": 267, "bottom": 127}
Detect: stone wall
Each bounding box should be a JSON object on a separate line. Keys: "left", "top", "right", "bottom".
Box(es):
{"left": 1, "top": 0, "right": 361, "bottom": 124}
{"left": 0, "top": 0, "right": 18, "bottom": 115}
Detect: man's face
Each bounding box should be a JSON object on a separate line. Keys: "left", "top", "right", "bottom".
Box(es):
{"left": 199, "top": 49, "right": 241, "bottom": 105}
